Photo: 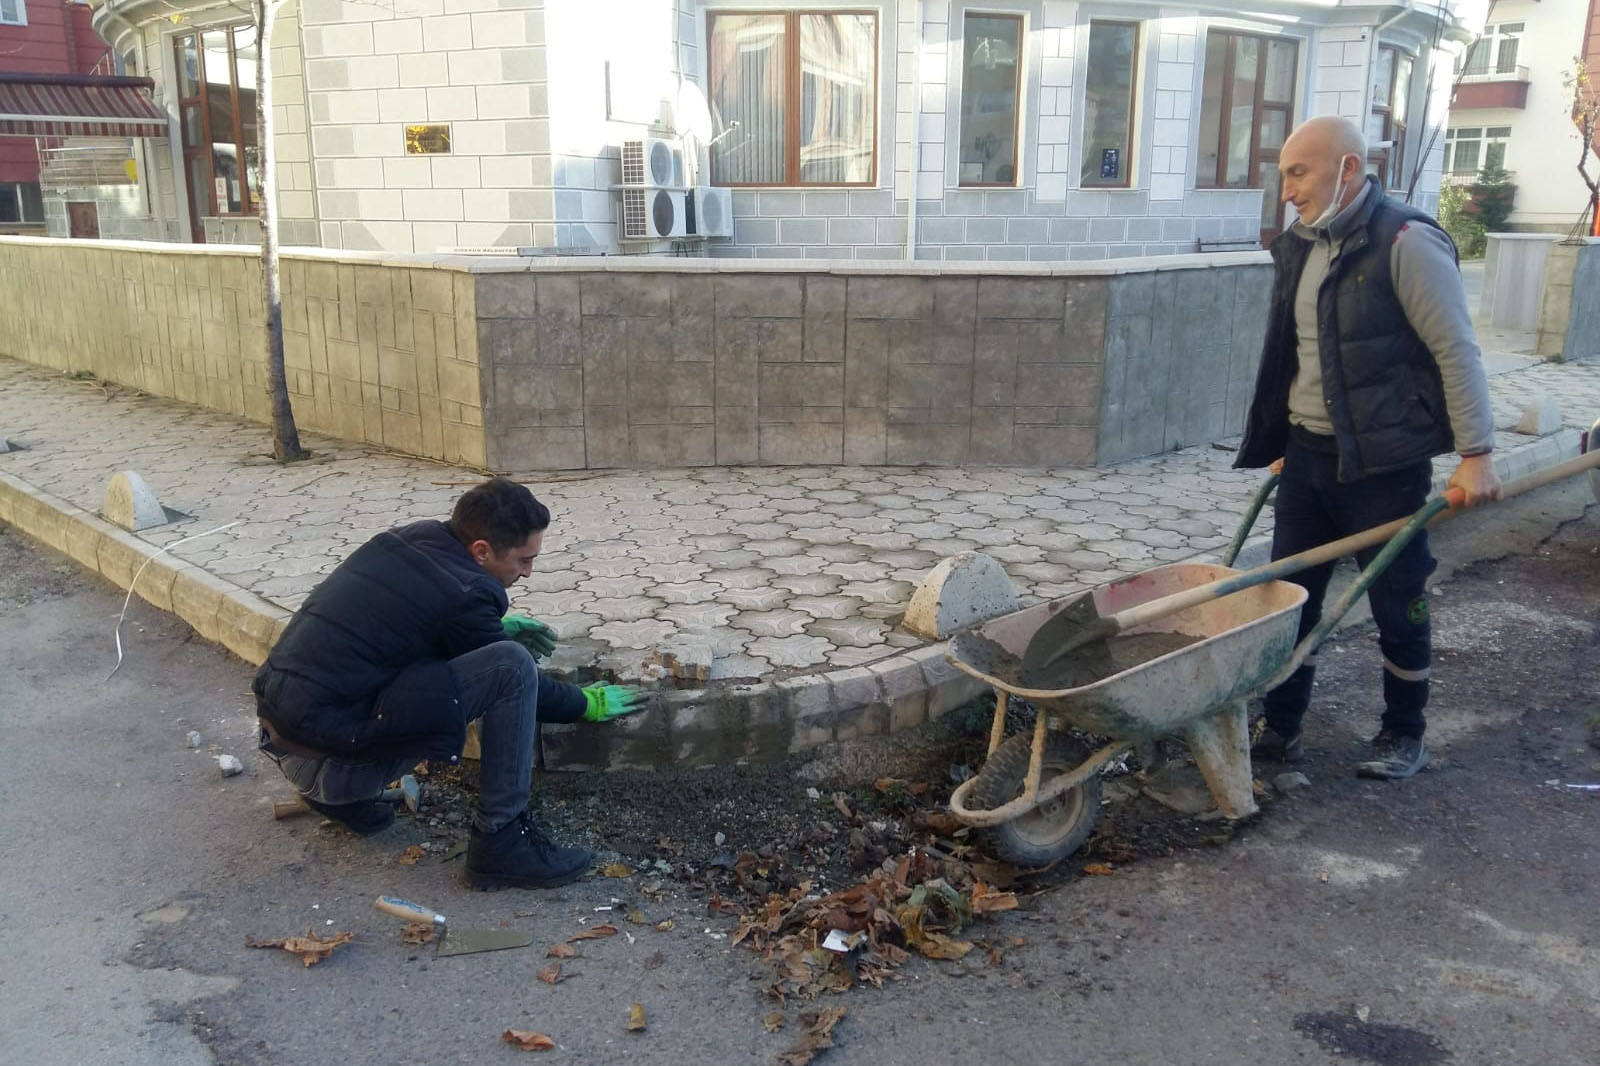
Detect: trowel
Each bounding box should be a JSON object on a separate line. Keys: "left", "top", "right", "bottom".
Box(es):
{"left": 374, "top": 896, "right": 534, "bottom": 957}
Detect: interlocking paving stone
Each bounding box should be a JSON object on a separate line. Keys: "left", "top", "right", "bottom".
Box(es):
{"left": 4, "top": 343, "right": 1595, "bottom": 686}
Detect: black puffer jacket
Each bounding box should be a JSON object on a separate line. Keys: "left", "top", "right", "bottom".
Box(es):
{"left": 252, "top": 520, "right": 586, "bottom": 762}
{"left": 1237, "top": 177, "right": 1456, "bottom": 481}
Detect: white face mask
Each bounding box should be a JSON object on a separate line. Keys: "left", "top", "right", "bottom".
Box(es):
{"left": 1308, "top": 154, "right": 1357, "bottom": 229}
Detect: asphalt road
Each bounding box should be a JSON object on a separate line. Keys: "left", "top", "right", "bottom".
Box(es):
{"left": 1, "top": 479, "right": 1595, "bottom": 1066}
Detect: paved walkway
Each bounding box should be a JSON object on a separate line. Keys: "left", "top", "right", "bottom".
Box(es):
{"left": 1, "top": 320, "right": 1596, "bottom": 688}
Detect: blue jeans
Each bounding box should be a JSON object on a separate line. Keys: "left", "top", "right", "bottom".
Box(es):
{"left": 259, "top": 641, "right": 540, "bottom": 834}
{"left": 1261, "top": 430, "right": 1437, "bottom": 740}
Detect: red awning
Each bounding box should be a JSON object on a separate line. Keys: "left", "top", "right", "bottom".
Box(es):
{"left": 0, "top": 74, "right": 168, "bottom": 139}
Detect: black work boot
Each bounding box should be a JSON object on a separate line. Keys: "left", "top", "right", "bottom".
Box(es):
{"left": 1355, "top": 729, "right": 1429, "bottom": 780}
{"left": 1249, "top": 717, "right": 1305, "bottom": 764}
{"left": 304, "top": 797, "right": 396, "bottom": 836}
{"left": 465, "top": 811, "right": 593, "bottom": 890}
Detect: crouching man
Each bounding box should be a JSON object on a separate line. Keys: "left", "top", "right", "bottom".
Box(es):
{"left": 254, "top": 477, "right": 644, "bottom": 890}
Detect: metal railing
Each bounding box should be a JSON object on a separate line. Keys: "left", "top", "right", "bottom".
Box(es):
{"left": 1456, "top": 64, "right": 1530, "bottom": 84}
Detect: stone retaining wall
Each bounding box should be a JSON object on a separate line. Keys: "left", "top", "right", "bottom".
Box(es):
{"left": 0, "top": 237, "right": 488, "bottom": 468}
{"left": 0, "top": 236, "right": 1274, "bottom": 470}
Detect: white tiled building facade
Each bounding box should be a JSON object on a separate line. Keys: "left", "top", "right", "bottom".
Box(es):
{"left": 77, "top": 0, "right": 1479, "bottom": 259}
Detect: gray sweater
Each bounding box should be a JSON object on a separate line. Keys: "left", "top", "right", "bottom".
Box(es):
{"left": 1287, "top": 183, "right": 1495, "bottom": 456}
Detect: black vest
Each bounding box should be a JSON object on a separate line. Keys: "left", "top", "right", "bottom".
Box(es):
{"left": 1236, "top": 177, "right": 1456, "bottom": 481}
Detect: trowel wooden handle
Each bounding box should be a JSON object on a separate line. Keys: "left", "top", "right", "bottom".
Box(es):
{"left": 375, "top": 896, "right": 445, "bottom": 926}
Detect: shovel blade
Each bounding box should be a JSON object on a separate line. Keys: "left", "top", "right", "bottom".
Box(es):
{"left": 1019, "top": 593, "right": 1120, "bottom": 688}
{"left": 437, "top": 928, "right": 534, "bottom": 957}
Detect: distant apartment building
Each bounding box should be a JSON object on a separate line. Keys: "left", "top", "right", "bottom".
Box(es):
{"left": 0, "top": 0, "right": 116, "bottom": 233}
{"left": 67, "top": 0, "right": 1488, "bottom": 259}
{"left": 1444, "top": 0, "right": 1600, "bottom": 233}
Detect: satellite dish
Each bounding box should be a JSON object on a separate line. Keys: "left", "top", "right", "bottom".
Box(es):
{"left": 676, "top": 81, "right": 713, "bottom": 142}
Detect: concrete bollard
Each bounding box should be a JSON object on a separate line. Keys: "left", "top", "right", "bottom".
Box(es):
{"left": 102, "top": 470, "right": 171, "bottom": 532}
{"left": 1514, "top": 396, "right": 1561, "bottom": 436}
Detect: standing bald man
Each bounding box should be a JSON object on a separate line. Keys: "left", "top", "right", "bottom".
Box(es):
{"left": 1236, "top": 115, "right": 1501, "bottom": 779}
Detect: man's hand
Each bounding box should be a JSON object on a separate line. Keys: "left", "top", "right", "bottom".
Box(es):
{"left": 581, "top": 684, "right": 648, "bottom": 722}
{"left": 502, "top": 614, "right": 557, "bottom": 658}
{"left": 1269, "top": 457, "right": 1285, "bottom": 475}
{"left": 1447, "top": 453, "right": 1502, "bottom": 507}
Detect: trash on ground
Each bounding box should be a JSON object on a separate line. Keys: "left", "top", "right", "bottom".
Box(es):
{"left": 186, "top": 731, "right": 203, "bottom": 749}
{"left": 501, "top": 1030, "right": 555, "bottom": 1052}
{"left": 396, "top": 845, "right": 425, "bottom": 865}
{"left": 626, "top": 1003, "right": 647, "bottom": 1032}
{"left": 821, "top": 929, "right": 865, "bottom": 953}
{"left": 600, "top": 862, "right": 636, "bottom": 878}
{"left": 245, "top": 929, "right": 355, "bottom": 966}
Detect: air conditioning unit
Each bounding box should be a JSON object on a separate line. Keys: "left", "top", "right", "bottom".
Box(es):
{"left": 689, "top": 186, "right": 733, "bottom": 238}
{"left": 620, "top": 187, "right": 689, "bottom": 240}
{"left": 620, "top": 137, "right": 683, "bottom": 187}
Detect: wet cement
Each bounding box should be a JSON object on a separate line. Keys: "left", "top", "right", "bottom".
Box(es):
{"left": 958, "top": 630, "right": 1202, "bottom": 691}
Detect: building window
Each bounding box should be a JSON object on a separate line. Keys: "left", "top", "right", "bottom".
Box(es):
{"left": 0, "top": 182, "right": 45, "bottom": 224}
{"left": 173, "top": 24, "right": 260, "bottom": 225}
{"left": 1444, "top": 126, "right": 1510, "bottom": 176}
{"left": 1458, "top": 22, "right": 1523, "bottom": 76}
{"left": 707, "top": 11, "right": 877, "bottom": 186}
{"left": 1369, "top": 45, "right": 1413, "bottom": 189}
{"left": 1196, "top": 30, "right": 1298, "bottom": 233}
{"left": 0, "top": 0, "right": 26, "bottom": 27}
{"left": 958, "top": 14, "right": 1022, "bottom": 186}
{"left": 1080, "top": 20, "right": 1139, "bottom": 188}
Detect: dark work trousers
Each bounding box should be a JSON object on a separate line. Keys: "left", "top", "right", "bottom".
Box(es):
{"left": 1260, "top": 427, "right": 1437, "bottom": 740}
{"left": 259, "top": 641, "right": 540, "bottom": 834}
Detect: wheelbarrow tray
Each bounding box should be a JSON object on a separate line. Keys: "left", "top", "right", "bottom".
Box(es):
{"left": 948, "top": 562, "right": 1309, "bottom": 740}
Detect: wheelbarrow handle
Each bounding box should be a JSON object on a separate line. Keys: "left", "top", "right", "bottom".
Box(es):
{"left": 1220, "top": 473, "right": 1279, "bottom": 568}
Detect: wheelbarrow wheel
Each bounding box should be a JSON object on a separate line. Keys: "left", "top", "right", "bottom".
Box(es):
{"left": 967, "top": 731, "right": 1103, "bottom": 868}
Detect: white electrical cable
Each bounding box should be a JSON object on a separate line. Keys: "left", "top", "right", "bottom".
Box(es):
{"left": 106, "top": 520, "right": 242, "bottom": 681}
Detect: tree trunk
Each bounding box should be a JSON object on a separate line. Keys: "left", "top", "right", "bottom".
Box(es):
{"left": 257, "top": 0, "right": 305, "bottom": 461}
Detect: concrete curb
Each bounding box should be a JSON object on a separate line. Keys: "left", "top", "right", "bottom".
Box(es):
{"left": 2, "top": 426, "right": 1584, "bottom": 771}
{"left": 0, "top": 471, "right": 291, "bottom": 667}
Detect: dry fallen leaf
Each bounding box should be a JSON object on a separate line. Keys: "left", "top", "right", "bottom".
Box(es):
{"left": 600, "top": 862, "right": 635, "bottom": 878}
{"left": 402, "top": 921, "right": 437, "bottom": 946}
{"left": 969, "top": 882, "right": 1019, "bottom": 914}
{"left": 1010, "top": 936, "right": 1029, "bottom": 948}
{"left": 537, "top": 962, "right": 570, "bottom": 985}
{"left": 245, "top": 929, "right": 355, "bottom": 967}
{"left": 567, "top": 924, "right": 618, "bottom": 942}
{"left": 546, "top": 943, "right": 578, "bottom": 959}
{"left": 643, "top": 950, "right": 665, "bottom": 970}
{"left": 1082, "top": 863, "right": 1116, "bottom": 876}
{"left": 626, "top": 1003, "right": 647, "bottom": 1032}
{"left": 626, "top": 909, "right": 648, "bottom": 925}
{"left": 707, "top": 895, "right": 740, "bottom": 916}
{"left": 776, "top": 1007, "right": 847, "bottom": 1066}
{"left": 502, "top": 1030, "right": 555, "bottom": 1052}
{"left": 654, "top": 919, "right": 675, "bottom": 932}
{"left": 396, "top": 845, "right": 425, "bottom": 866}
{"left": 763, "top": 1011, "right": 787, "bottom": 1033}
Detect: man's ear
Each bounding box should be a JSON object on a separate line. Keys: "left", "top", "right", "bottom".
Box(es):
{"left": 468, "top": 539, "right": 493, "bottom": 564}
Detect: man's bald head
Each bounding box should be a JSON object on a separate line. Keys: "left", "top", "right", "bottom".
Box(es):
{"left": 1284, "top": 115, "right": 1368, "bottom": 162}
{"left": 1278, "top": 115, "right": 1369, "bottom": 227}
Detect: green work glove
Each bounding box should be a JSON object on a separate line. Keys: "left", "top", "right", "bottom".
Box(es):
{"left": 501, "top": 614, "right": 557, "bottom": 658}
{"left": 581, "top": 683, "right": 648, "bottom": 723}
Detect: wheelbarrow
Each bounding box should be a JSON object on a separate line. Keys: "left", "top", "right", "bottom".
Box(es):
{"left": 945, "top": 444, "right": 1600, "bottom": 867}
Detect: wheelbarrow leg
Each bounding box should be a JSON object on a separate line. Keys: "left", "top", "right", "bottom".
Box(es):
{"left": 1183, "top": 699, "right": 1259, "bottom": 820}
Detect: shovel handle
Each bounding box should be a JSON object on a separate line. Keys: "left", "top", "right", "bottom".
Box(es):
{"left": 375, "top": 896, "right": 446, "bottom": 927}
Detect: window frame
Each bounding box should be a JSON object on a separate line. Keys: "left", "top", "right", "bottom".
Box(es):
{"left": 0, "top": 181, "right": 45, "bottom": 225}
{"left": 1369, "top": 44, "right": 1413, "bottom": 190}
{"left": 172, "top": 22, "right": 259, "bottom": 228}
{"left": 706, "top": 8, "right": 881, "bottom": 189}
{"left": 1195, "top": 29, "right": 1298, "bottom": 191}
{"left": 957, "top": 11, "right": 1025, "bottom": 189}
{"left": 1077, "top": 18, "right": 1140, "bottom": 190}
{"left": 0, "top": 0, "right": 26, "bottom": 28}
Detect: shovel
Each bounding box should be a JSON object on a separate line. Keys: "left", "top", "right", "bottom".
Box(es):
{"left": 374, "top": 896, "right": 534, "bottom": 957}
{"left": 1025, "top": 446, "right": 1600, "bottom": 679}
